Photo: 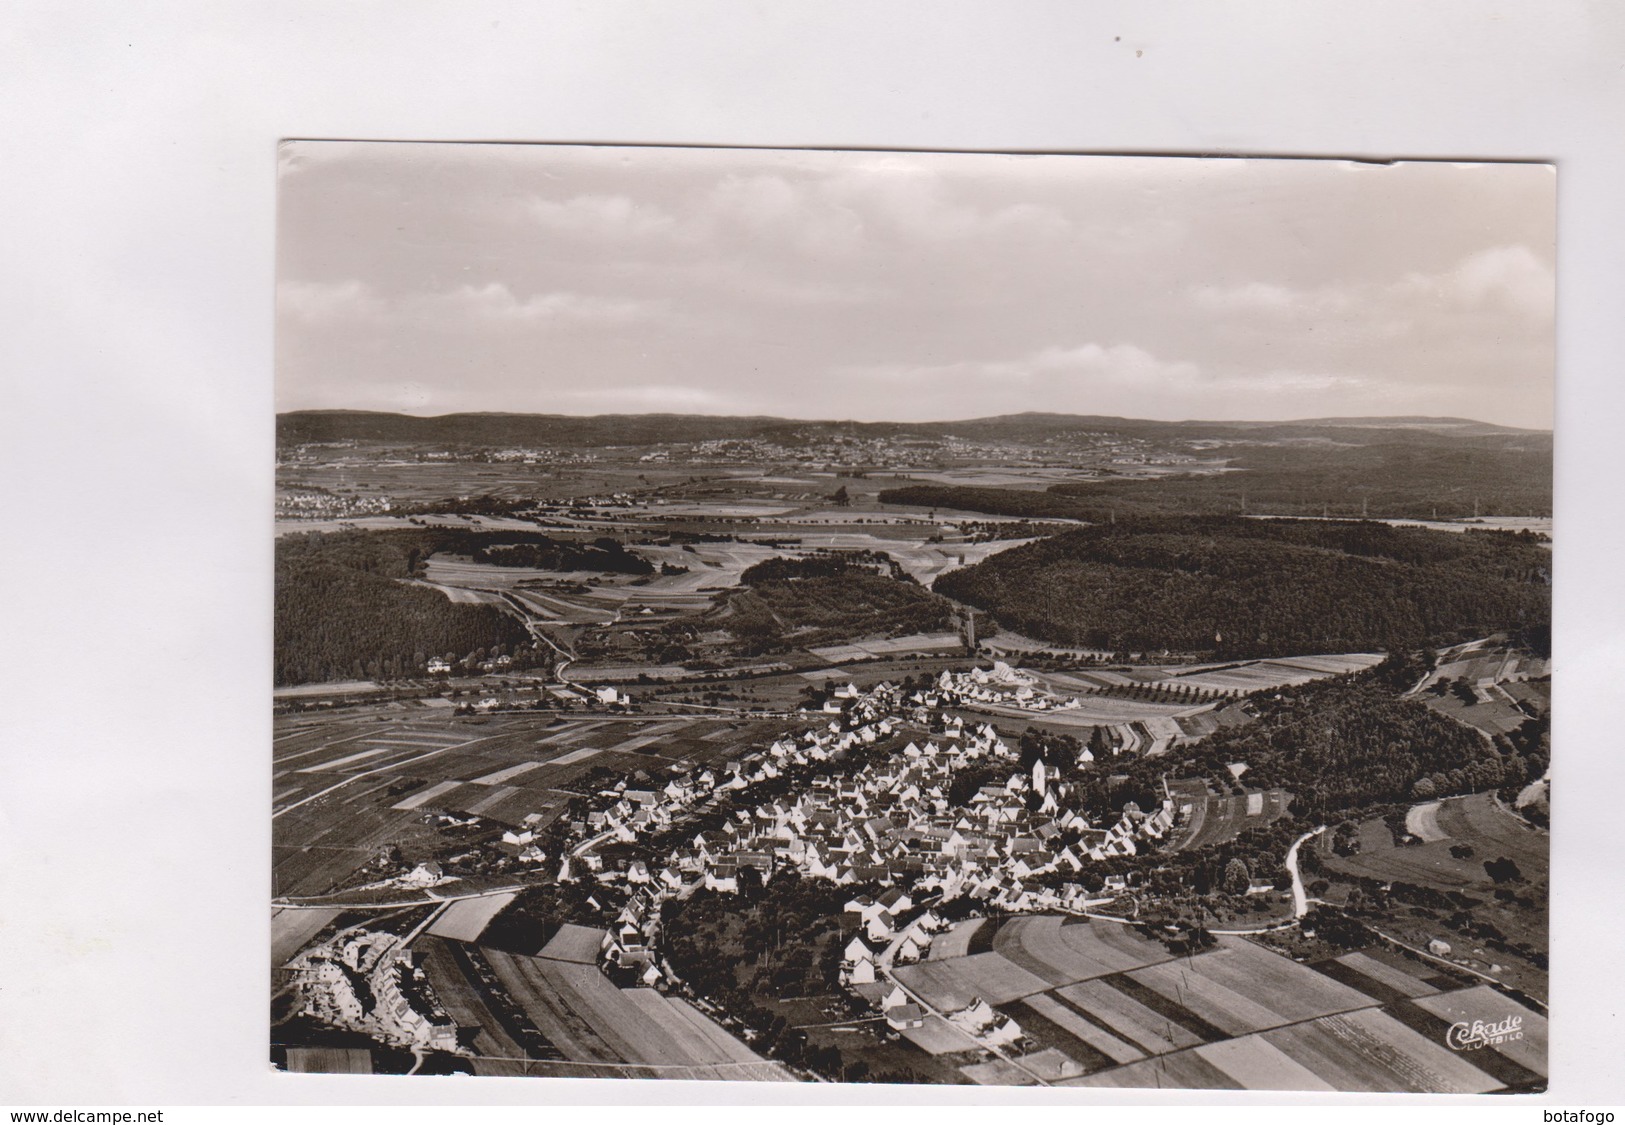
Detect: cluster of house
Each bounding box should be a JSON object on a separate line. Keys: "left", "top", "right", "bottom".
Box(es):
{"left": 931, "top": 664, "right": 1083, "bottom": 715}
{"left": 287, "top": 930, "right": 458, "bottom": 1052}
{"left": 554, "top": 679, "right": 1180, "bottom": 984}
{"left": 838, "top": 895, "right": 1026, "bottom": 1044}
{"left": 275, "top": 486, "right": 395, "bottom": 520}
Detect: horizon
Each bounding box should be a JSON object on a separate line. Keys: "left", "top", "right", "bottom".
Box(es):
{"left": 277, "top": 144, "right": 1555, "bottom": 428}
{"left": 275, "top": 405, "right": 1550, "bottom": 433}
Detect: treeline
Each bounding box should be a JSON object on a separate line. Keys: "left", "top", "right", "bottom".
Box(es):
{"left": 397, "top": 493, "right": 534, "bottom": 518}
{"left": 932, "top": 517, "right": 1550, "bottom": 658}
{"left": 471, "top": 537, "right": 652, "bottom": 574}
{"left": 275, "top": 530, "right": 531, "bottom": 685}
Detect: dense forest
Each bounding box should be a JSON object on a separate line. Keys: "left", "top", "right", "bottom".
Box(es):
{"left": 933, "top": 517, "right": 1550, "bottom": 658}
{"left": 716, "top": 552, "right": 954, "bottom": 654}
{"left": 738, "top": 549, "right": 912, "bottom": 585}
{"left": 877, "top": 484, "right": 1096, "bottom": 522}
{"left": 470, "top": 536, "right": 651, "bottom": 574}
{"left": 274, "top": 530, "right": 532, "bottom": 685}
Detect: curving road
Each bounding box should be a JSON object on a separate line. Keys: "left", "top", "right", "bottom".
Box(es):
{"left": 1284, "top": 826, "right": 1328, "bottom": 919}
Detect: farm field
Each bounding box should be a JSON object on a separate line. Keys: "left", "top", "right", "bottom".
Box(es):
{"left": 989, "top": 915, "right": 1177, "bottom": 985}
{"left": 282, "top": 1047, "right": 374, "bottom": 1074}
{"left": 1045, "top": 651, "right": 1383, "bottom": 699}
{"left": 409, "top": 933, "right": 788, "bottom": 1079}
{"left": 1414, "top": 641, "right": 1550, "bottom": 737}
{"left": 537, "top": 923, "right": 607, "bottom": 964}
{"left": 271, "top": 906, "right": 344, "bottom": 969}
{"left": 273, "top": 706, "right": 809, "bottom": 899}
{"left": 463, "top": 944, "right": 790, "bottom": 1079}
{"left": 1419, "top": 641, "right": 1550, "bottom": 695}
{"left": 1064, "top": 1005, "right": 1516, "bottom": 1093}
{"left": 808, "top": 632, "right": 964, "bottom": 663}
{"left": 905, "top": 915, "right": 1180, "bottom": 1015}
{"left": 427, "top": 892, "right": 520, "bottom": 943}
{"left": 1320, "top": 792, "right": 1548, "bottom": 999}
{"left": 926, "top": 920, "right": 1545, "bottom": 1091}
{"left": 1423, "top": 692, "right": 1542, "bottom": 738}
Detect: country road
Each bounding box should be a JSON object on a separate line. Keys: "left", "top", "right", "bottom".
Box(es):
{"left": 1285, "top": 825, "right": 1328, "bottom": 919}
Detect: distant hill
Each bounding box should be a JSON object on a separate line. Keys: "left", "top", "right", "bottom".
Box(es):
{"left": 882, "top": 435, "right": 1551, "bottom": 522}
{"left": 275, "top": 409, "right": 1548, "bottom": 450}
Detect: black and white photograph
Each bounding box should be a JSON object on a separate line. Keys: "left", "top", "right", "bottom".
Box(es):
{"left": 271, "top": 142, "right": 1553, "bottom": 1091}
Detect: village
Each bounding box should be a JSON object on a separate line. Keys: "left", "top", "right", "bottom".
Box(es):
{"left": 288, "top": 674, "right": 1187, "bottom": 1062}
{"left": 554, "top": 679, "right": 1178, "bottom": 1040}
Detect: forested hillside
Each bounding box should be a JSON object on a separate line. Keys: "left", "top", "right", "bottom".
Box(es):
{"left": 1179, "top": 672, "right": 1514, "bottom": 816}
{"left": 716, "top": 552, "right": 954, "bottom": 654}
{"left": 1057, "top": 663, "right": 1521, "bottom": 821}
{"left": 933, "top": 517, "right": 1549, "bottom": 658}
{"left": 275, "top": 530, "right": 531, "bottom": 685}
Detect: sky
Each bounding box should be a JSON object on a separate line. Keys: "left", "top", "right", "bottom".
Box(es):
{"left": 276, "top": 142, "right": 1555, "bottom": 428}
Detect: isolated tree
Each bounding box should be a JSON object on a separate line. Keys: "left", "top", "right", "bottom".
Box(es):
{"left": 1223, "top": 858, "right": 1251, "bottom": 895}
{"left": 1088, "top": 726, "right": 1109, "bottom": 759}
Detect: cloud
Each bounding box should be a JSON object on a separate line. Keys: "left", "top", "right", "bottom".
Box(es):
{"left": 524, "top": 193, "right": 680, "bottom": 242}
{"left": 276, "top": 278, "right": 385, "bottom": 322}
{"left": 1192, "top": 244, "right": 1554, "bottom": 327}
{"left": 278, "top": 279, "right": 663, "bottom": 328}
{"left": 826, "top": 341, "right": 1391, "bottom": 421}
{"left": 848, "top": 341, "right": 1200, "bottom": 389}
{"left": 422, "top": 282, "right": 656, "bottom": 325}
{"left": 547, "top": 383, "right": 733, "bottom": 412}
{"left": 1421, "top": 244, "right": 1554, "bottom": 321}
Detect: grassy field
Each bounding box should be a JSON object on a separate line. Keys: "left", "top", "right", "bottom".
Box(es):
{"left": 1319, "top": 792, "right": 1548, "bottom": 999}
{"left": 1165, "top": 781, "right": 1293, "bottom": 852}
{"left": 1324, "top": 792, "right": 1548, "bottom": 890}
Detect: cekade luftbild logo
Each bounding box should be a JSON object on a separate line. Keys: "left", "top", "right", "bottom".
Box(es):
{"left": 1445, "top": 1013, "right": 1524, "bottom": 1051}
